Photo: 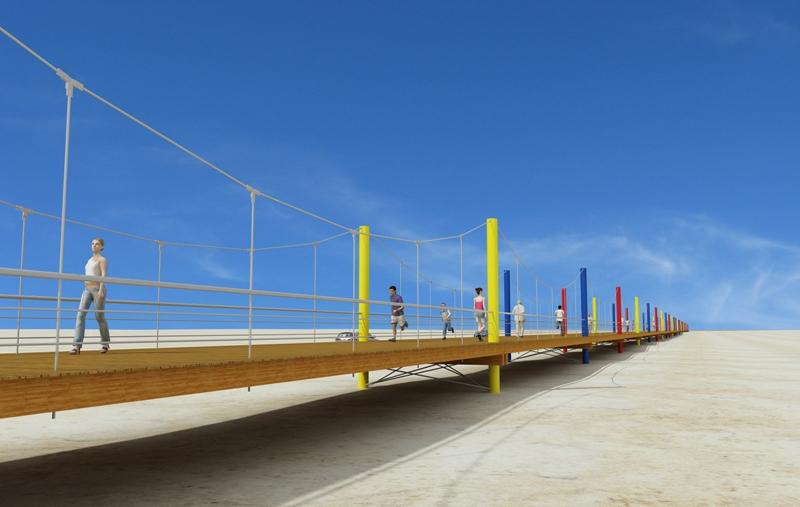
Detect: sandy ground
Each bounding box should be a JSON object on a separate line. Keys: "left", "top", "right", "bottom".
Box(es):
{"left": 0, "top": 330, "right": 798, "bottom": 506}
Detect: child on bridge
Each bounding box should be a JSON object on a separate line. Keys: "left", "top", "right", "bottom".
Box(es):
{"left": 440, "top": 303, "right": 454, "bottom": 339}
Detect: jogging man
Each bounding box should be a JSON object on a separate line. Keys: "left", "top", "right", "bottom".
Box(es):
{"left": 389, "top": 285, "right": 406, "bottom": 341}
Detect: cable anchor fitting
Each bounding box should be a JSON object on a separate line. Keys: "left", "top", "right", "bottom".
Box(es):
{"left": 54, "top": 68, "right": 84, "bottom": 96}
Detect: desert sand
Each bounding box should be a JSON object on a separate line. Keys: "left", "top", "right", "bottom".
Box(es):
{"left": 0, "top": 330, "right": 797, "bottom": 505}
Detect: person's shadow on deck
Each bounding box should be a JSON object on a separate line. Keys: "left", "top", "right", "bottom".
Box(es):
{"left": 0, "top": 343, "right": 656, "bottom": 506}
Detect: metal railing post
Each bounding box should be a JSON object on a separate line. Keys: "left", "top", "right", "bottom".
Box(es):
{"left": 416, "top": 241, "right": 420, "bottom": 347}
{"left": 312, "top": 243, "right": 318, "bottom": 343}
{"left": 53, "top": 71, "right": 82, "bottom": 372}
{"left": 247, "top": 189, "right": 256, "bottom": 359}
{"left": 15, "top": 208, "right": 28, "bottom": 353}
{"left": 155, "top": 241, "right": 163, "bottom": 348}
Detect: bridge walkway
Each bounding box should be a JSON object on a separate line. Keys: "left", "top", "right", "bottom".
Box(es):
{"left": 0, "top": 329, "right": 680, "bottom": 418}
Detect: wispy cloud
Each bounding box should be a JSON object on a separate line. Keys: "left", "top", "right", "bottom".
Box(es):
{"left": 0, "top": 114, "right": 65, "bottom": 134}
{"left": 191, "top": 253, "right": 246, "bottom": 283}
{"left": 674, "top": 216, "right": 800, "bottom": 255}
{"left": 491, "top": 214, "right": 800, "bottom": 330}
{"left": 499, "top": 233, "right": 690, "bottom": 281}
{"left": 687, "top": 5, "right": 798, "bottom": 46}
{"left": 706, "top": 281, "right": 734, "bottom": 322}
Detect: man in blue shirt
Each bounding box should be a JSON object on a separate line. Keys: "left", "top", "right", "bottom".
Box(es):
{"left": 389, "top": 285, "right": 407, "bottom": 341}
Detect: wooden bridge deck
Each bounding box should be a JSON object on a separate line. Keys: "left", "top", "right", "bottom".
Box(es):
{"left": 0, "top": 330, "right": 680, "bottom": 419}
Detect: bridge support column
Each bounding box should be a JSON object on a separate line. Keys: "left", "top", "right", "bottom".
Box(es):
{"left": 504, "top": 269, "right": 512, "bottom": 363}
{"left": 580, "top": 268, "right": 589, "bottom": 364}
{"left": 561, "top": 287, "right": 567, "bottom": 336}
{"left": 634, "top": 296, "right": 641, "bottom": 346}
{"left": 611, "top": 303, "right": 615, "bottom": 334}
{"left": 503, "top": 269, "right": 511, "bottom": 337}
{"left": 357, "top": 225, "right": 370, "bottom": 389}
{"left": 486, "top": 218, "right": 500, "bottom": 394}
{"left": 561, "top": 287, "right": 568, "bottom": 353}
{"left": 654, "top": 306, "right": 659, "bottom": 342}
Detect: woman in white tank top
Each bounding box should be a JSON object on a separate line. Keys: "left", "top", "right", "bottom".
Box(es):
{"left": 71, "top": 238, "right": 110, "bottom": 354}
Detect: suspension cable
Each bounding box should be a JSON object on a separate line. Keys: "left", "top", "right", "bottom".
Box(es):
{"left": 371, "top": 221, "right": 485, "bottom": 244}
{"left": 0, "top": 26, "right": 353, "bottom": 234}
{"left": 0, "top": 198, "right": 157, "bottom": 244}
{"left": 0, "top": 198, "right": 349, "bottom": 252}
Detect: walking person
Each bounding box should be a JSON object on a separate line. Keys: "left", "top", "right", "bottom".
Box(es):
{"left": 473, "top": 287, "right": 486, "bottom": 341}
{"left": 512, "top": 300, "right": 525, "bottom": 337}
{"left": 555, "top": 305, "right": 565, "bottom": 336}
{"left": 388, "top": 285, "right": 406, "bottom": 342}
{"left": 440, "top": 303, "right": 454, "bottom": 339}
{"left": 71, "top": 238, "right": 110, "bottom": 355}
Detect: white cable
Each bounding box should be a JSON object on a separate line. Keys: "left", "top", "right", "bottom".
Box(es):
{"left": 53, "top": 76, "right": 75, "bottom": 372}
{"left": 428, "top": 280, "right": 432, "bottom": 339}
{"left": 254, "top": 231, "right": 349, "bottom": 252}
{"left": 460, "top": 235, "right": 464, "bottom": 344}
{"left": 88, "top": 83, "right": 353, "bottom": 232}
{"left": 371, "top": 232, "right": 418, "bottom": 244}
{"left": 0, "top": 291, "right": 369, "bottom": 315}
{"left": 0, "top": 26, "right": 59, "bottom": 72}
{"left": 0, "top": 26, "right": 353, "bottom": 233}
{"left": 312, "top": 243, "right": 317, "bottom": 343}
{"left": 0, "top": 198, "right": 158, "bottom": 244}
{"left": 372, "top": 221, "right": 485, "bottom": 245}
{"left": 498, "top": 227, "right": 558, "bottom": 290}
{"left": 156, "top": 242, "right": 163, "bottom": 348}
{"left": 15, "top": 210, "right": 27, "bottom": 353}
{"left": 351, "top": 232, "right": 356, "bottom": 352}
{"left": 418, "top": 221, "right": 486, "bottom": 243}
{"left": 247, "top": 191, "right": 255, "bottom": 360}
{"left": 0, "top": 198, "right": 351, "bottom": 253}
{"left": 158, "top": 241, "right": 247, "bottom": 252}
{"left": 416, "top": 241, "right": 420, "bottom": 347}
{"left": 371, "top": 236, "right": 458, "bottom": 293}
{"left": 399, "top": 260, "right": 403, "bottom": 296}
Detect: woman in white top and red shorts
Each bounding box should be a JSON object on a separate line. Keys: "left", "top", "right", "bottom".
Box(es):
{"left": 473, "top": 287, "right": 486, "bottom": 341}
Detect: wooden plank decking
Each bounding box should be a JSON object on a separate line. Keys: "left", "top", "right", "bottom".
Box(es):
{"left": 0, "top": 330, "right": 680, "bottom": 419}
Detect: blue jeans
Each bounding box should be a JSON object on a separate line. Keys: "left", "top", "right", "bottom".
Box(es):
{"left": 73, "top": 287, "right": 110, "bottom": 348}
{"left": 442, "top": 321, "right": 454, "bottom": 336}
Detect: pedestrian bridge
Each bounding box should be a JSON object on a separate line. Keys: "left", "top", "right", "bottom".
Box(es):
{"left": 0, "top": 326, "right": 681, "bottom": 419}
{"left": 0, "top": 26, "right": 687, "bottom": 420}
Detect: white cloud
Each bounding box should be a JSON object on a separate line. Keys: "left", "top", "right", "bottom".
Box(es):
{"left": 688, "top": 6, "right": 798, "bottom": 46}
{"left": 674, "top": 216, "right": 800, "bottom": 255}
{"left": 485, "top": 214, "right": 800, "bottom": 330}
{"left": 706, "top": 282, "right": 734, "bottom": 322}
{"left": 192, "top": 253, "right": 246, "bottom": 283}
{"left": 662, "top": 217, "right": 800, "bottom": 329}
{"left": 498, "top": 233, "right": 689, "bottom": 281}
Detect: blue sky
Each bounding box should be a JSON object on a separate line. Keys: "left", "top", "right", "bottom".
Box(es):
{"left": 1, "top": 1, "right": 799, "bottom": 330}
